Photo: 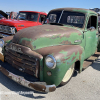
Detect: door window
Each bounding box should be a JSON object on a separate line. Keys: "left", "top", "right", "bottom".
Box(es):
{"left": 39, "top": 15, "right": 46, "bottom": 24}
{"left": 87, "top": 16, "right": 97, "bottom": 29}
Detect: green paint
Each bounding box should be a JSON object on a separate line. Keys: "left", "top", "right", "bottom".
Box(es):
{"left": 45, "top": 29, "right": 52, "bottom": 31}
{"left": 60, "top": 28, "right": 67, "bottom": 30}
{"left": 59, "top": 50, "right": 68, "bottom": 55}
{"left": 5, "top": 40, "right": 10, "bottom": 43}
{"left": 31, "top": 32, "right": 82, "bottom": 50}
{"left": 43, "top": 51, "right": 81, "bottom": 86}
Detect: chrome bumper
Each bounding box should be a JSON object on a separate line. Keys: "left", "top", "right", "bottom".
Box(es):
{"left": 0, "top": 33, "right": 10, "bottom": 37}
{"left": 0, "top": 63, "right": 56, "bottom": 93}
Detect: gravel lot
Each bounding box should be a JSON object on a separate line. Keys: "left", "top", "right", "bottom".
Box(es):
{"left": 0, "top": 57, "right": 100, "bottom": 100}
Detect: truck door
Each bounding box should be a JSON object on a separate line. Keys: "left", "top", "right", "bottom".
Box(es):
{"left": 84, "top": 15, "right": 98, "bottom": 59}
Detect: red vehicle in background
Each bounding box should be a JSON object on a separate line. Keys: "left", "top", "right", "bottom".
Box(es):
{"left": 0, "top": 11, "right": 47, "bottom": 37}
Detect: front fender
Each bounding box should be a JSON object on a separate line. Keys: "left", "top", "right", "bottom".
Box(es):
{"left": 35, "top": 45, "right": 84, "bottom": 86}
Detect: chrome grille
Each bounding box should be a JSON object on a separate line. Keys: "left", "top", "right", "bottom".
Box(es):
{"left": 5, "top": 49, "right": 40, "bottom": 78}
{"left": 0, "top": 25, "right": 15, "bottom": 34}
{"left": 0, "top": 25, "right": 9, "bottom": 33}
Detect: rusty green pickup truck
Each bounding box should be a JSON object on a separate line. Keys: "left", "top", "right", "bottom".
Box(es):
{"left": 0, "top": 8, "right": 100, "bottom": 93}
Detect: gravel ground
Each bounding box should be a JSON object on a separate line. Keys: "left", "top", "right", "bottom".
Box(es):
{"left": 0, "top": 57, "right": 100, "bottom": 100}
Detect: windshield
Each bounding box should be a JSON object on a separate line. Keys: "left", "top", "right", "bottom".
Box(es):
{"left": 16, "top": 12, "right": 38, "bottom": 21}
{"left": 45, "top": 11, "right": 85, "bottom": 28}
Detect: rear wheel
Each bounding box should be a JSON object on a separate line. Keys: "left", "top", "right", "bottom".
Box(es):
{"left": 60, "top": 63, "right": 75, "bottom": 86}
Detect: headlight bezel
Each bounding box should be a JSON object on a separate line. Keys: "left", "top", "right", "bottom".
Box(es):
{"left": 45, "top": 55, "right": 56, "bottom": 69}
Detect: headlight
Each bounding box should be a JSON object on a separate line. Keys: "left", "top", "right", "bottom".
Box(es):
{"left": 0, "top": 39, "right": 4, "bottom": 47}
{"left": 10, "top": 27, "right": 16, "bottom": 34}
{"left": 45, "top": 55, "right": 56, "bottom": 69}
{"left": 8, "top": 27, "right": 16, "bottom": 34}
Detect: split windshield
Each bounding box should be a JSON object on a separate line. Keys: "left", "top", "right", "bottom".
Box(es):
{"left": 16, "top": 12, "right": 38, "bottom": 22}
{"left": 45, "top": 11, "right": 85, "bottom": 28}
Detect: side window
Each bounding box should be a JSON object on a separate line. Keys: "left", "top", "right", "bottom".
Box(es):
{"left": 87, "top": 16, "right": 97, "bottom": 29}
{"left": 39, "top": 15, "right": 46, "bottom": 24}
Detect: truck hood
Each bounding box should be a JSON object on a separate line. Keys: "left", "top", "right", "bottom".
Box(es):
{"left": 0, "top": 19, "right": 37, "bottom": 27}
{"left": 12, "top": 24, "right": 83, "bottom": 50}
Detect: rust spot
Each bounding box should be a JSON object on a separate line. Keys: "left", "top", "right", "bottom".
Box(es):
{"left": 61, "top": 40, "right": 71, "bottom": 45}
{"left": 33, "top": 46, "right": 36, "bottom": 49}
{"left": 49, "top": 86, "right": 56, "bottom": 92}
{"left": 28, "top": 83, "right": 46, "bottom": 92}
{"left": 49, "top": 35, "right": 60, "bottom": 39}
{"left": 67, "top": 62, "right": 70, "bottom": 65}
{"left": 78, "top": 33, "right": 82, "bottom": 35}
{"left": 21, "top": 40, "right": 33, "bottom": 49}
{"left": 72, "top": 56, "right": 76, "bottom": 61}
{"left": 0, "top": 66, "right": 12, "bottom": 79}
{"left": 61, "top": 56, "right": 70, "bottom": 63}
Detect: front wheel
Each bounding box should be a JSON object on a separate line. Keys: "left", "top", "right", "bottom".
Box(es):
{"left": 60, "top": 63, "right": 75, "bottom": 86}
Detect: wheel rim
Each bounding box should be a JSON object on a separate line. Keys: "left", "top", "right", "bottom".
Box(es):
{"left": 62, "top": 63, "right": 74, "bottom": 82}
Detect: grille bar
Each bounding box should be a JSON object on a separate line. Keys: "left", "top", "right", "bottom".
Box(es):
{"left": 5, "top": 49, "right": 39, "bottom": 78}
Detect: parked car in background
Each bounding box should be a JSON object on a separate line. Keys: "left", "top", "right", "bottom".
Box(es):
{"left": 0, "top": 10, "right": 18, "bottom": 19}
{"left": 6, "top": 11, "right": 18, "bottom": 19}
{"left": 0, "top": 11, "right": 47, "bottom": 37}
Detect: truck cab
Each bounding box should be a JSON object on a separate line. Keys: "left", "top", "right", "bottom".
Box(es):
{"left": 0, "top": 8, "right": 99, "bottom": 93}
{"left": 0, "top": 11, "right": 47, "bottom": 37}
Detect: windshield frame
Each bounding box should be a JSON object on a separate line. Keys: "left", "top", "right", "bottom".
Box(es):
{"left": 44, "top": 10, "right": 86, "bottom": 29}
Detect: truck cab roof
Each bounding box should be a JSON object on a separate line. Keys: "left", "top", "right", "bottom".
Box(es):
{"left": 50, "top": 8, "right": 97, "bottom": 15}
{"left": 19, "top": 11, "right": 47, "bottom": 15}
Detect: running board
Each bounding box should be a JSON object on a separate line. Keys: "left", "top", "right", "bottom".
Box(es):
{"left": 82, "top": 52, "right": 100, "bottom": 70}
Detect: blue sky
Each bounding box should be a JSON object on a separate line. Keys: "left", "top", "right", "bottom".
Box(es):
{"left": 1, "top": 0, "right": 100, "bottom": 13}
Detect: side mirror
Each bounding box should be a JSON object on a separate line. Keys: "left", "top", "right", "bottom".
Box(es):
{"left": 89, "top": 27, "right": 95, "bottom": 31}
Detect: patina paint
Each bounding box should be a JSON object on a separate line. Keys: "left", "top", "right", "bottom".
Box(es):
{"left": 8, "top": 8, "right": 98, "bottom": 86}
{"left": 44, "top": 46, "right": 84, "bottom": 86}
{"left": 83, "top": 14, "right": 98, "bottom": 59}
{"left": 12, "top": 25, "right": 83, "bottom": 50}
{"left": 35, "top": 45, "right": 84, "bottom": 86}
{"left": 0, "top": 8, "right": 99, "bottom": 92}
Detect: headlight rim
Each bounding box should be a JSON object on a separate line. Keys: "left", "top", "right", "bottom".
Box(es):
{"left": 45, "top": 55, "right": 56, "bottom": 69}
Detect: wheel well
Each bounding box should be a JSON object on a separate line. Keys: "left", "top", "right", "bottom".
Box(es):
{"left": 75, "top": 61, "right": 80, "bottom": 72}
